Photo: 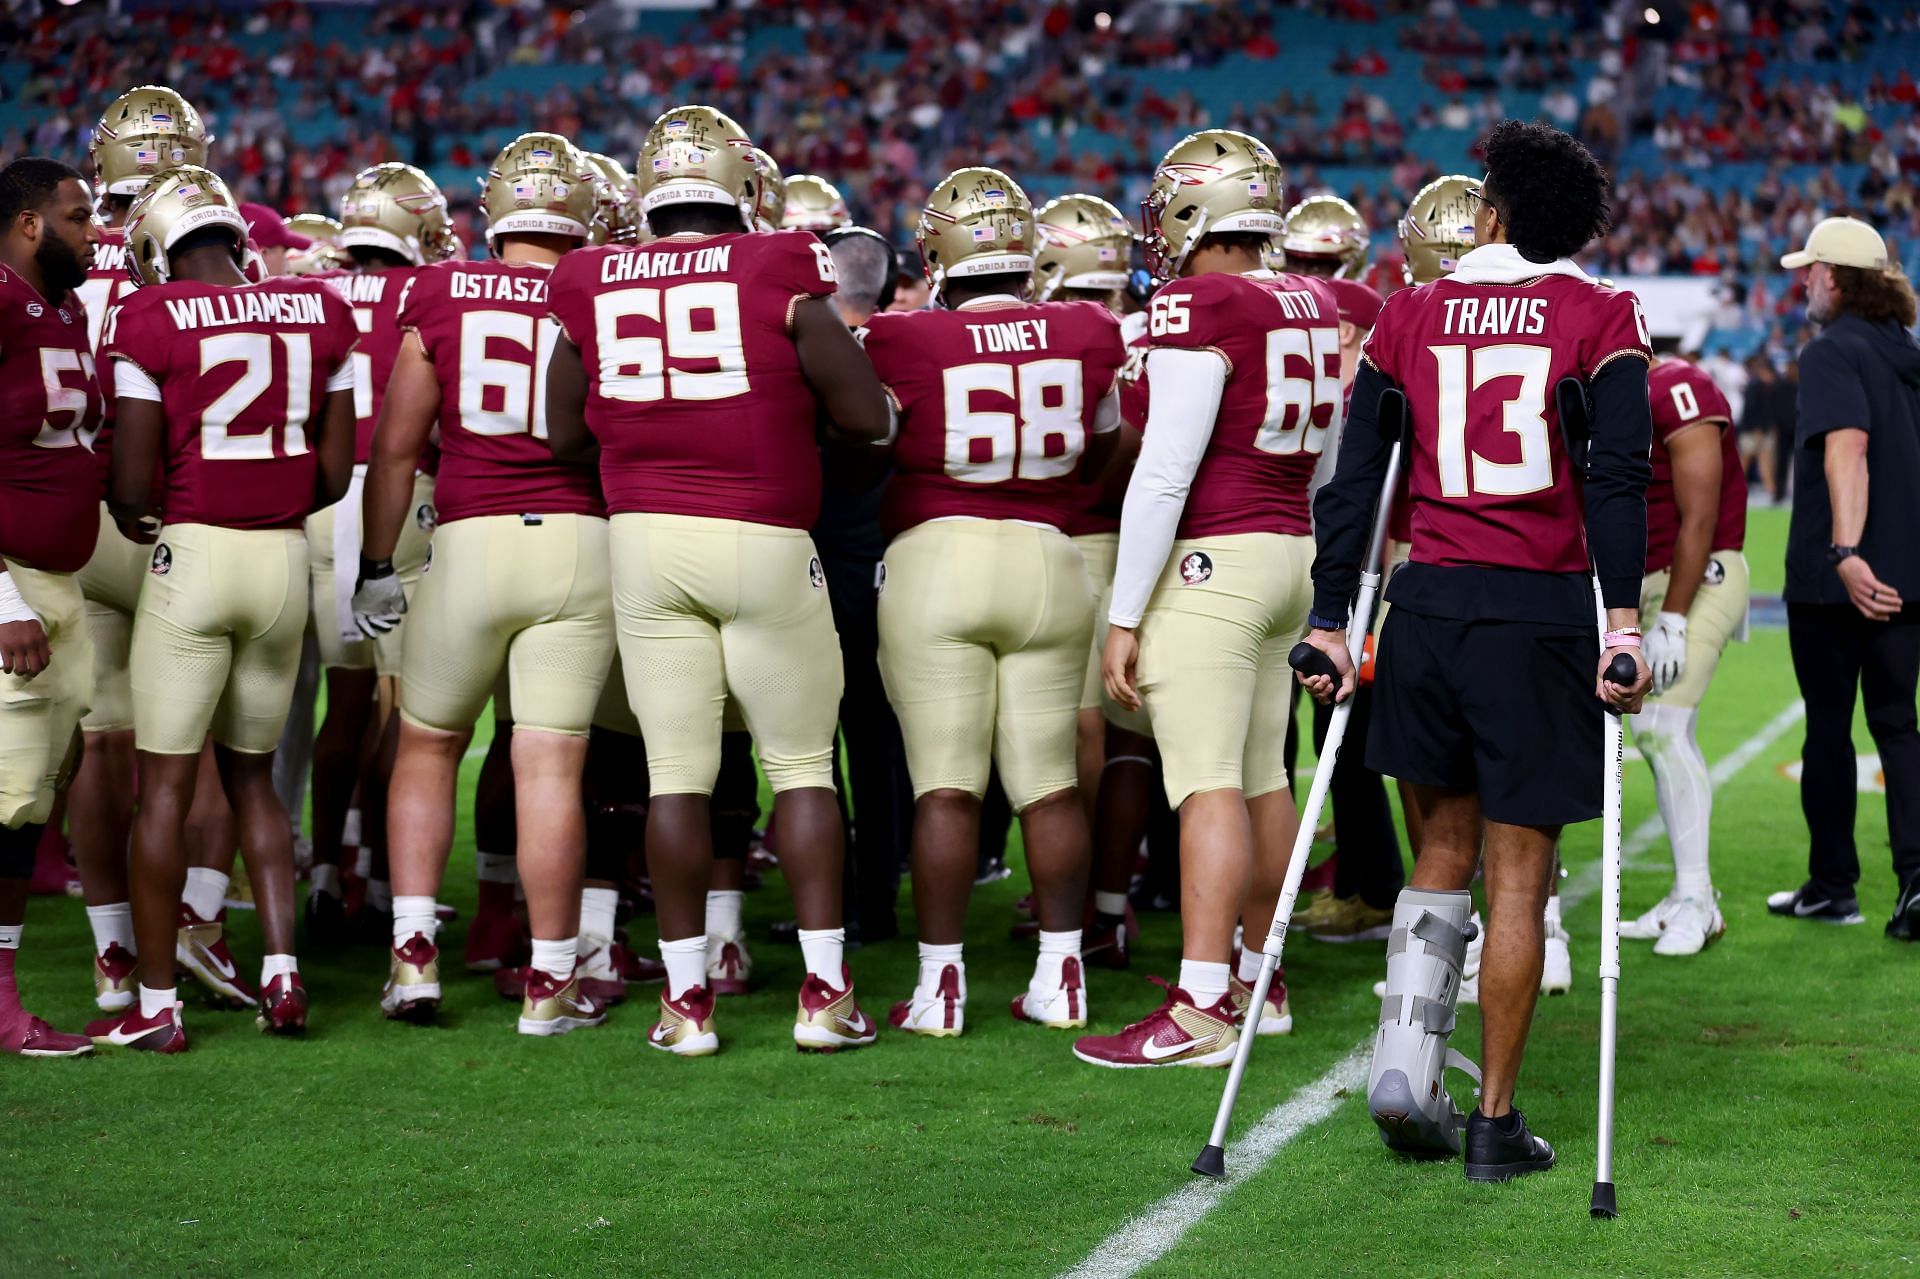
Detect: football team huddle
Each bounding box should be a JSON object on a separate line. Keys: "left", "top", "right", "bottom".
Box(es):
{"left": 0, "top": 83, "right": 1752, "bottom": 1178}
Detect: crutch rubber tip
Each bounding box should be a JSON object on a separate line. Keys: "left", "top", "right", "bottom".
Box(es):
{"left": 1191, "top": 1145, "right": 1227, "bottom": 1179}
{"left": 1589, "top": 1182, "right": 1618, "bottom": 1219}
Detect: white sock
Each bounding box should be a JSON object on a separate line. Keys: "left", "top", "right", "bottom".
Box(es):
{"left": 1178, "top": 959, "right": 1231, "bottom": 1005}
{"left": 1235, "top": 945, "right": 1263, "bottom": 985}
{"left": 659, "top": 935, "right": 708, "bottom": 1000}
{"left": 392, "top": 895, "right": 437, "bottom": 948}
{"left": 1543, "top": 895, "right": 1563, "bottom": 932}
{"left": 366, "top": 879, "right": 392, "bottom": 913}
{"left": 1032, "top": 929, "right": 1082, "bottom": 992}
{"left": 529, "top": 936, "right": 575, "bottom": 983}
{"left": 917, "top": 940, "right": 964, "bottom": 990}
{"left": 343, "top": 807, "right": 361, "bottom": 848}
{"left": 310, "top": 864, "right": 342, "bottom": 898}
{"left": 474, "top": 851, "right": 518, "bottom": 886}
{"left": 1094, "top": 891, "right": 1129, "bottom": 918}
{"left": 796, "top": 927, "right": 844, "bottom": 984}
{"left": 351, "top": 845, "right": 372, "bottom": 878}
{"left": 579, "top": 887, "right": 619, "bottom": 943}
{"left": 260, "top": 954, "right": 298, "bottom": 984}
{"left": 1635, "top": 702, "right": 1714, "bottom": 897}
{"left": 0, "top": 924, "right": 20, "bottom": 949}
{"left": 181, "top": 868, "right": 229, "bottom": 921}
{"left": 704, "top": 889, "right": 744, "bottom": 941}
{"left": 86, "top": 902, "right": 135, "bottom": 955}
{"left": 138, "top": 983, "right": 176, "bottom": 1019}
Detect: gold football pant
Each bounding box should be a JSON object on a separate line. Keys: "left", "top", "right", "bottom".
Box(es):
{"left": 74, "top": 503, "right": 149, "bottom": 733}
{"left": 308, "top": 470, "right": 434, "bottom": 675}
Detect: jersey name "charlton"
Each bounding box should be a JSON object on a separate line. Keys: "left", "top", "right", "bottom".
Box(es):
{"left": 451, "top": 271, "right": 547, "bottom": 303}
{"left": 162, "top": 289, "right": 329, "bottom": 329}
{"left": 600, "top": 244, "right": 733, "bottom": 282}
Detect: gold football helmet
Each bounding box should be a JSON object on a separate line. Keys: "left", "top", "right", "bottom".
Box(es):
{"left": 480, "top": 132, "right": 597, "bottom": 248}
{"left": 1032, "top": 194, "right": 1132, "bottom": 300}
{"left": 635, "top": 104, "right": 760, "bottom": 231}
{"left": 917, "top": 167, "right": 1034, "bottom": 299}
{"left": 338, "top": 163, "right": 458, "bottom": 266}
{"left": 751, "top": 148, "right": 787, "bottom": 233}
{"left": 1140, "top": 129, "right": 1285, "bottom": 279}
{"left": 122, "top": 165, "right": 247, "bottom": 287}
{"left": 90, "top": 85, "right": 211, "bottom": 198}
{"left": 781, "top": 174, "right": 850, "bottom": 233}
{"left": 1280, "top": 195, "right": 1370, "bottom": 279}
{"left": 285, "top": 213, "right": 351, "bottom": 274}
{"left": 1399, "top": 175, "right": 1479, "bottom": 285}
{"left": 583, "top": 152, "right": 641, "bottom": 245}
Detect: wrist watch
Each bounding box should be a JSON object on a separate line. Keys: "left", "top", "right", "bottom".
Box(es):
{"left": 1828, "top": 544, "right": 1860, "bottom": 566}
{"left": 1307, "top": 611, "right": 1346, "bottom": 632}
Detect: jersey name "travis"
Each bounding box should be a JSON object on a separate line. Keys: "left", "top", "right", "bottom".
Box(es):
{"left": 1440, "top": 295, "right": 1549, "bottom": 336}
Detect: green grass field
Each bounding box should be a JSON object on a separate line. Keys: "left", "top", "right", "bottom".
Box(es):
{"left": 5, "top": 507, "right": 1917, "bottom": 1277}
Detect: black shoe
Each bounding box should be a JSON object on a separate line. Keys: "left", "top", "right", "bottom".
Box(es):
{"left": 1463, "top": 1108, "right": 1555, "bottom": 1183}
{"left": 304, "top": 889, "right": 347, "bottom": 947}
{"left": 1888, "top": 878, "right": 1920, "bottom": 942}
{"left": 1766, "top": 883, "right": 1865, "bottom": 925}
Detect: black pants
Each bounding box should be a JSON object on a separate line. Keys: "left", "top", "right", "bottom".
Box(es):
{"left": 1787, "top": 603, "right": 1920, "bottom": 898}
{"left": 821, "top": 552, "right": 915, "bottom": 941}
{"left": 1314, "top": 687, "right": 1405, "bottom": 909}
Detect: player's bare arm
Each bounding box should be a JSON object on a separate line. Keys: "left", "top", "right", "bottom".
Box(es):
{"left": 541, "top": 333, "right": 597, "bottom": 464}
{"left": 793, "top": 296, "right": 890, "bottom": 445}
{"left": 361, "top": 333, "right": 439, "bottom": 565}
{"left": 1660, "top": 422, "right": 1725, "bottom": 620}
{"left": 1824, "top": 426, "right": 1900, "bottom": 620}
{"left": 314, "top": 386, "right": 356, "bottom": 511}
{"left": 106, "top": 394, "right": 165, "bottom": 532}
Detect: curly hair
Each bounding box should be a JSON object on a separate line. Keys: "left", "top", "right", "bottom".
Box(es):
{"left": 1480, "top": 121, "right": 1613, "bottom": 263}
{"left": 1831, "top": 264, "right": 1918, "bottom": 328}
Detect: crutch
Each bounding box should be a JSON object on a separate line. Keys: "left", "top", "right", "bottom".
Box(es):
{"left": 1556, "top": 377, "right": 1635, "bottom": 1220}
{"left": 1191, "top": 390, "right": 1405, "bottom": 1179}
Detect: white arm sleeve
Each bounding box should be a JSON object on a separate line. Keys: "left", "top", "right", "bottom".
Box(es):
{"left": 326, "top": 361, "right": 357, "bottom": 394}
{"left": 1107, "top": 347, "right": 1228, "bottom": 628}
{"left": 114, "top": 360, "right": 162, "bottom": 402}
{"left": 1091, "top": 385, "right": 1121, "bottom": 435}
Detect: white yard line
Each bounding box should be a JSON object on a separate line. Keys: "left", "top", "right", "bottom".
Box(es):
{"left": 1061, "top": 696, "right": 1806, "bottom": 1279}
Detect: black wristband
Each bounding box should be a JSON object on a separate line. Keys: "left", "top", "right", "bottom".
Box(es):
{"left": 358, "top": 554, "right": 396, "bottom": 582}
{"left": 1828, "top": 544, "right": 1860, "bottom": 565}
{"left": 1308, "top": 611, "right": 1347, "bottom": 631}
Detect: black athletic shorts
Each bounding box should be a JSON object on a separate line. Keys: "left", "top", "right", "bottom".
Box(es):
{"left": 1367, "top": 606, "right": 1603, "bottom": 827}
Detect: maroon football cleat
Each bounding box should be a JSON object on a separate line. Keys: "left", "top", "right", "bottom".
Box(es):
{"left": 256, "top": 973, "right": 308, "bottom": 1035}
{"left": 618, "top": 942, "right": 667, "bottom": 985}
{"left": 28, "top": 827, "right": 78, "bottom": 896}
{"left": 1071, "top": 980, "right": 1237, "bottom": 1069}
{"left": 1083, "top": 909, "right": 1136, "bottom": 971}
{"left": 464, "top": 908, "right": 530, "bottom": 974}
{"left": 176, "top": 904, "right": 259, "bottom": 1008}
{"left": 1, "top": 1012, "right": 94, "bottom": 1057}
{"left": 1298, "top": 852, "right": 1338, "bottom": 897}
{"left": 493, "top": 965, "right": 529, "bottom": 1002}
{"left": 86, "top": 1003, "right": 188, "bottom": 1053}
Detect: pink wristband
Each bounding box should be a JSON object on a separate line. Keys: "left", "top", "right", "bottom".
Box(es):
{"left": 1602, "top": 631, "right": 1641, "bottom": 649}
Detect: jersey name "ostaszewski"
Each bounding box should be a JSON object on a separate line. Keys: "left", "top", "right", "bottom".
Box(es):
{"left": 450, "top": 272, "right": 547, "bottom": 303}
{"left": 163, "top": 290, "right": 329, "bottom": 329}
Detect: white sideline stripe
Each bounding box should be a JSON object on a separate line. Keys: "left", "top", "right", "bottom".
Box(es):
{"left": 1060, "top": 1047, "right": 1371, "bottom": 1279}
{"left": 1060, "top": 696, "right": 1805, "bottom": 1279}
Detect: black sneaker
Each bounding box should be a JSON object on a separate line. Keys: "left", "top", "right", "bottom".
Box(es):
{"left": 1765, "top": 883, "right": 1865, "bottom": 925}
{"left": 1464, "top": 1108, "right": 1556, "bottom": 1183}
{"left": 1887, "top": 878, "right": 1920, "bottom": 942}
{"left": 304, "top": 888, "right": 348, "bottom": 947}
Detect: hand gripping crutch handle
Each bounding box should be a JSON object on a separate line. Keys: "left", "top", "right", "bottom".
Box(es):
{"left": 1287, "top": 642, "right": 1341, "bottom": 683}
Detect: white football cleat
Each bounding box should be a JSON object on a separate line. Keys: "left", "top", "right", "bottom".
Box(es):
{"left": 1010, "top": 957, "right": 1087, "bottom": 1029}
{"left": 1652, "top": 894, "right": 1726, "bottom": 957}
{"left": 888, "top": 963, "right": 966, "bottom": 1038}
{"left": 1619, "top": 890, "right": 1685, "bottom": 941}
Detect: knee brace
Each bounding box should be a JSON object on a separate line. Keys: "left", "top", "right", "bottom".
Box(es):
{"left": 1368, "top": 887, "right": 1481, "bottom": 1157}
{"left": 0, "top": 820, "right": 45, "bottom": 879}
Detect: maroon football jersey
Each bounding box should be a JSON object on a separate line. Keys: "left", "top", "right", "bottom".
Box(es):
{"left": 1361, "top": 273, "right": 1651, "bottom": 575}
{"left": 400, "top": 259, "right": 604, "bottom": 524}
{"left": 319, "top": 266, "right": 420, "bottom": 464}
{"left": 105, "top": 278, "right": 358, "bottom": 531}
{"left": 1066, "top": 315, "right": 1151, "bottom": 537}
{"left": 0, "top": 266, "right": 103, "bottom": 572}
{"left": 1146, "top": 269, "right": 1344, "bottom": 539}
{"left": 865, "top": 299, "right": 1125, "bottom": 536}
{"left": 547, "top": 230, "right": 838, "bottom": 529}
{"left": 1645, "top": 356, "right": 1745, "bottom": 572}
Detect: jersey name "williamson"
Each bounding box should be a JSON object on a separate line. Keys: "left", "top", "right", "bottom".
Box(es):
{"left": 162, "top": 290, "right": 329, "bottom": 329}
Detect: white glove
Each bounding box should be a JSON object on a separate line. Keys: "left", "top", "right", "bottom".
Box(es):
{"left": 1643, "top": 610, "right": 1688, "bottom": 696}
{"left": 350, "top": 559, "right": 407, "bottom": 639}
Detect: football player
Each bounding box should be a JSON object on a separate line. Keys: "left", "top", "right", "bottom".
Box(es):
{"left": 583, "top": 153, "right": 642, "bottom": 245}
{"left": 1279, "top": 195, "right": 1371, "bottom": 280}
{"left": 69, "top": 85, "right": 211, "bottom": 1013}
{"left": 780, "top": 174, "right": 851, "bottom": 233}
{"left": 1304, "top": 121, "right": 1652, "bottom": 1178}
{"left": 304, "top": 162, "right": 456, "bottom": 942}
{"left": 90, "top": 168, "right": 358, "bottom": 1049}
{"left": 285, "top": 214, "right": 351, "bottom": 275}
{"left": 1074, "top": 130, "right": 1340, "bottom": 1068}
{"left": 750, "top": 148, "right": 786, "bottom": 233}
{"left": 866, "top": 170, "right": 1125, "bottom": 1037}
{"left": 544, "top": 104, "right": 891, "bottom": 1055}
{"left": 354, "top": 134, "right": 611, "bottom": 1034}
{"left": 0, "top": 157, "right": 107, "bottom": 1057}
{"left": 1619, "top": 353, "right": 1748, "bottom": 954}
{"left": 1031, "top": 192, "right": 1146, "bottom": 967}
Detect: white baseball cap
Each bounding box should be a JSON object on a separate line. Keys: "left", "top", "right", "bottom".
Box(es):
{"left": 1780, "top": 216, "right": 1891, "bottom": 272}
